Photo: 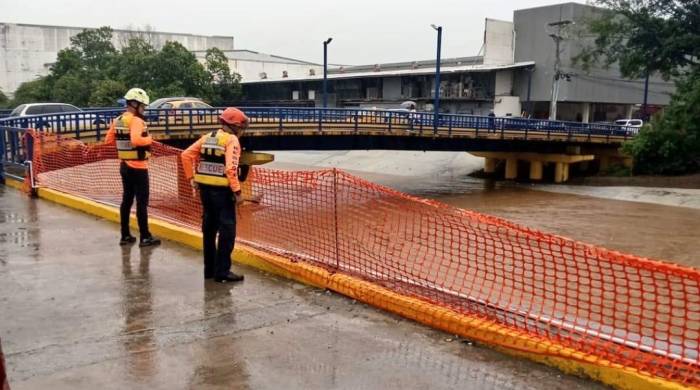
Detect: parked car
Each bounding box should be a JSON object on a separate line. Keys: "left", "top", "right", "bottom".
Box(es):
{"left": 7, "top": 103, "right": 106, "bottom": 131}
{"left": 614, "top": 119, "right": 643, "bottom": 127}
{"left": 148, "top": 98, "right": 214, "bottom": 125}
{"left": 9, "top": 103, "right": 82, "bottom": 117}
{"left": 614, "top": 119, "right": 644, "bottom": 135}
{"left": 148, "top": 97, "right": 210, "bottom": 110}
{"left": 615, "top": 118, "right": 643, "bottom": 128}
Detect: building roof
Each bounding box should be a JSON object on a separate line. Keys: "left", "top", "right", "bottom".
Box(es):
{"left": 193, "top": 49, "right": 321, "bottom": 66}
{"left": 241, "top": 60, "right": 535, "bottom": 84}
{"left": 329, "top": 56, "right": 483, "bottom": 74}
{"left": 0, "top": 22, "right": 232, "bottom": 40}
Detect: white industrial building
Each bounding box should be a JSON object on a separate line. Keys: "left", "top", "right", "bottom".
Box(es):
{"left": 0, "top": 22, "right": 322, "bottom": 97}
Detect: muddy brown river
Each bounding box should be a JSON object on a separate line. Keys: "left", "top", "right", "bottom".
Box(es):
{"left": 269, "top": 153, "right": 700, "bottom": 269}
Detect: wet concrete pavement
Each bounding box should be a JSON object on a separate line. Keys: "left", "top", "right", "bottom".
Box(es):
{"left": 0, "top": 186, "right": 607, "bottom": 389}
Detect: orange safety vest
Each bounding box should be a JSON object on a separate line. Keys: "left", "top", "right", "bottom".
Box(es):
{"left": 194, "top": 131, "right": 230, "bottom": 187}
{"left": 115, "top": 115, "right": 151, "bottom": 161}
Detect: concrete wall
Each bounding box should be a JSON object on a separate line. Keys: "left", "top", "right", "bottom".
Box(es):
{"left": 512, "top": 3, "right": 674, "bottom": 107}
{"left": 483, "top": 19, "right": 515, "bottom": 65}
{"left": 494, "top": 70, "right": 514, "bottom": 96}
{"left": 494, "top": 96, "right": 521, "bottom": 117}
{"left": 382, "top": 77, "right": 402, "bottom": 100}
{"left": 0, "top": 23, "right": 234, "bottom": 96}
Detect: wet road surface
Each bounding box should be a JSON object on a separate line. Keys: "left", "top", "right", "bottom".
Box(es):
{"left": 0, "top": 186, "right": 607, "bottom": 389}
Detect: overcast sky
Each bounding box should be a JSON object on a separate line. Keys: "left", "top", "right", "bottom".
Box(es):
{"left": 1, "top": 0, "right": 586, "bottom": 65}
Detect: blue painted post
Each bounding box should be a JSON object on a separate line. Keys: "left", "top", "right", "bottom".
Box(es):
{"left": 25, "top": 130, "right": 33, "bottom": 162}
{"left": 10, "top": 131, "right": 18, "bottom": 164}
{"left": 0, "top": 129, "right": 5, "bottom": 182}
{"left": 95, "top": 114, "right": 102, "bottom": 141}
{"left": 323, "top": 38, "right": 333, "bottom": 108}
{"left": 164, "top": 109, "right": 171, "bottom": 136}
{"left": 74, "top": 115, "right": 81, "bottom": 140}
{"left": 432, "top": 25, "right": 443, "bottom": 135}
{"left": 188, "top": 110, "right": 194, "bottom": 137}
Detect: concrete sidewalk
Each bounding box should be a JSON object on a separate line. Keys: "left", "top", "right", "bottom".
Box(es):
{"left": 0, "top": 186, "right": 605, "bottom": 390}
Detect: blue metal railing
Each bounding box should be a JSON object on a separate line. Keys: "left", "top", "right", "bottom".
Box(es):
{"left": 0, "top": 126, "right": 31, "bottom": 182}
{"left": 1, "top": 106, "right": 637, "bottom": 181}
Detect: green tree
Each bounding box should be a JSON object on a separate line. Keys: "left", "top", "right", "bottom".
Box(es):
{"left": 577, "top": 0, "right": 699, "bottom": 79}
{"left": 623, "top": 70, "right": 700, "bottom": 174}
{"left": 205, "top": 47, "right": 242, "bottom": 105}
{"left": 0, "top": 88, "right": 8, "bottom": 108}
{"left": 11, "top": 77, "right": 52, "bottom": 105}
{"left": 89, "top": 79, "right": 127, "bottom": 107}
{"left": 67, "top": 26, "right": 117, "bottom": 75}
{"left": 150, "top": 41, "right": 211, "bottom": 100}
{"left": 52, "top": 72, "right": 93, "bottom": 106}
{"left": 578, "top": 0, "right": 700, "bottom": 174}
{"left": 115, "top": 37, "right": 156, "bottom": 89}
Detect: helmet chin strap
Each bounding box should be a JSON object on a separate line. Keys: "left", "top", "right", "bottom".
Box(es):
{"left": 127, "top": 101, "right": 146, "bottom": 119}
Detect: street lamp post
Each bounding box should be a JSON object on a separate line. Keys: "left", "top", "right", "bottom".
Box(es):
{"left": 642, "top": 70, "right": 650, "bottom": 121}
{"left": 431, "top": 24, "right": 442, "bottom": 133}
{"left": 323, "top": 37, "right": 333, "bottom": 108}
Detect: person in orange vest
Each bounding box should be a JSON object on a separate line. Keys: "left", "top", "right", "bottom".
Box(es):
{"left": 105, "top": 88, "right": 161, "bottom": 247}
{"left": 180, "top": 107, "right": 248, "bottom": 283}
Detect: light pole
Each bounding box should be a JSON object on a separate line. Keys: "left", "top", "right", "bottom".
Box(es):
{"left": 546, "top": 20, "right": 573, "bottom": 120}
{"left": 642, "top": 70, "right": 650, "bottom": 121}
{"left": 323, "top": 37, "right": 333, "bottom": 108}
{"left": 431, "top": 24, "right": 442, "bottom": 133}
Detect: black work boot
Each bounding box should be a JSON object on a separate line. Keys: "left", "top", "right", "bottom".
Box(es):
{"left": 139, "top": 236, "right": 161, "bottom": 248}
{"left": 119, "top": 235, "right": 137, "bottom": 246}
{"left": 214, "top": 272, "right": 244, "bottom": 283}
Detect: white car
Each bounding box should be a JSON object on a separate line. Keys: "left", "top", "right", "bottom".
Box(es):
{"left": 7, "top": 103, "right": 106, "bottom": 130}
{"left": 615, "top": 119, "right": 644, "bottom": 133}
{"left": 9, "top": 103, "right": 82, "bottom": 117}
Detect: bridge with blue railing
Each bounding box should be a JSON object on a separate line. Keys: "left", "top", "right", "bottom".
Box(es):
{"left": 1, "top": 107, "right": 636, "bottom": 183}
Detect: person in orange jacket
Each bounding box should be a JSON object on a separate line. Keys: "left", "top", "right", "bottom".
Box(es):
{"left": 180, "top": 107, "right": 248, "bottom": 283}
{"left": 105, "top": 88, "right": 161, "bottom": 247}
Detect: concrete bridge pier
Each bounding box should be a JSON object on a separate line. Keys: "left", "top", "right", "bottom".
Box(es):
{"left": 505, "top": 158, "right": 518, "bottom": 180}
{"left": 472, "top": 152, "right": 594, "bottom": 183}
{"left": 484, "top": 157, "right": 498, "bottom": 175}
{"left": 529, "top": 161, "right": 543, "bottom": 181}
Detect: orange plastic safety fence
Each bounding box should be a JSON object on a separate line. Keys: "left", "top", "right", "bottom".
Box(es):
{"left": 29, "top": 131, "right": 700, "bottom": 385}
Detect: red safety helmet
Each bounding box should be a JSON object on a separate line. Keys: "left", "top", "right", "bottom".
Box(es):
{"left": 220, "top": 107, "right": 249, "bottom": 128}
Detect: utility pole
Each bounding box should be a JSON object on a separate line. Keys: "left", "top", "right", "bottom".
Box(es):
{"left": 547, "top": 20, "right": 573, "bottom": 120}
{"left": 431, "top": 24, "right": 442, "bottom": 133}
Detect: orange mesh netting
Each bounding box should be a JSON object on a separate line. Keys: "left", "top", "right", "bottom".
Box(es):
{"left": 28, "top": 131, "right": 700, "bottom": 385}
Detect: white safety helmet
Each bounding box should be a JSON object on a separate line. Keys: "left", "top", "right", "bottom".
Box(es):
{"left": 123, "top": 88, "right": 150, "bottom": 106}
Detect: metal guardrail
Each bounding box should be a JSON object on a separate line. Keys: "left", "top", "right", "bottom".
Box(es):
{"left": 0, "top": 107, "right": 637, "bottom": 180}
{"left": 0, "top": 126, "right": 31, "bottom": 182}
